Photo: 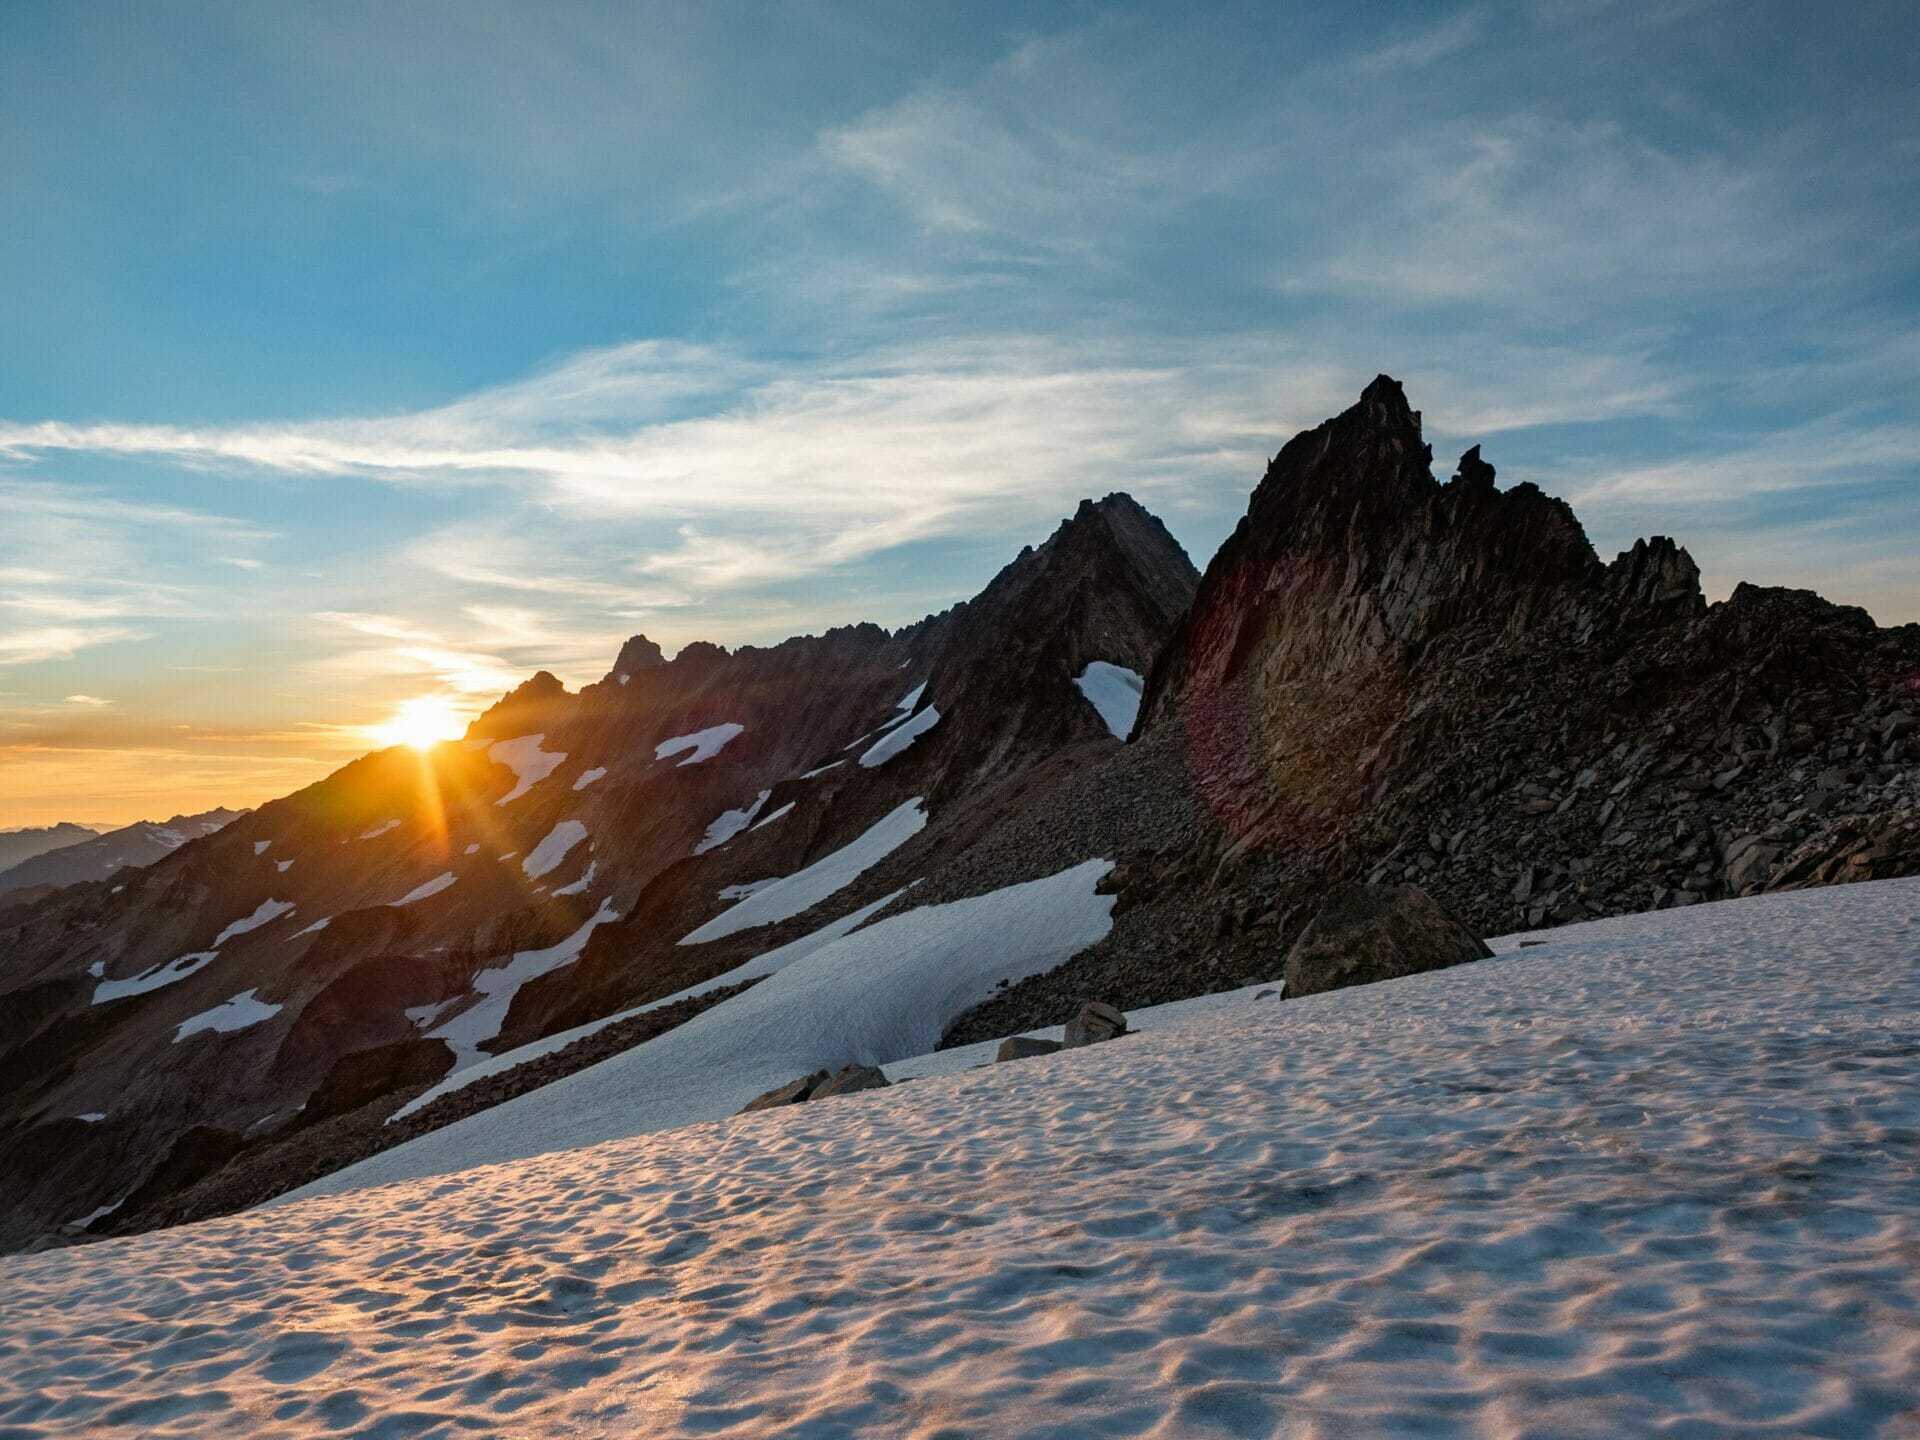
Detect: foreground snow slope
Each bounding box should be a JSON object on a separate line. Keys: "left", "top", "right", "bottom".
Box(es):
{"left": 4, "top": 880, "right": 1918, "bottom": 1438}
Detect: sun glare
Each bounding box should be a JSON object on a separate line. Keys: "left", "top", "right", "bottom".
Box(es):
{"left": 373, "top": 696, "right": 465, "bottom": 751}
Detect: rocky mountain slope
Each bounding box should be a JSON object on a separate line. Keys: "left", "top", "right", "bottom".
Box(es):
{"left": 0, "top": 809, "right": 245, "bottom": 910}
{"left": 1, "top": 378, "right": 1914, "bottom": 1253}
{"left": 0, "top": 495, "right": 1197, "bottom": 1250}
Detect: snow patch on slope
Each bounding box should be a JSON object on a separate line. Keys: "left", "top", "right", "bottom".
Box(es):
{"left": 489, "top": 734, "right": 567, "bottom": 804}
{"left": 91, "top": 951, "right": 218, "bottom": 1005}
{"left": 572, "top": 766, "right": 606, "bottom": 790}
{"left": 1074, "top": 660, "right": 1144, "bottom": 740}
{"left": 425, "top": 900, "right": 623, "bottom": 1068}
{"left": 679, "top": 797, "right": 927, "bottom": 944}
{"left": 858, "top": 706, "right": 940, "bottom": 768}
{"left": 655, "top": 722, "right": 743, "bottom": 766}
{"left": 390, "top": 872, "right": 456, "bottom": 907}
{"left": 522, "top": 820, "right": 588, "bottom": 878}
{"left": 695, "top": 791, "right": 769, "bottom": 854}
{"left": 213, "top": 898, "right": 294, "bottom": 947}
{"left": 173, "top": 989, "right": 282, "bottom": 1043}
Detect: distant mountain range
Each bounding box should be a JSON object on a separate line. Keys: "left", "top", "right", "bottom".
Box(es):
{"left": 0, "top": 810, "right": 247, "bottom": 909}
{"left": 0, "top": 824, "right": 101, "bottom": 875}
{"left": 1, "top": 375, "right": 1914, "bottom": 1254}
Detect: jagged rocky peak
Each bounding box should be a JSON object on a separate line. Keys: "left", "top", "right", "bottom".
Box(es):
{"left": 1607, "top": 536, "right": 1704, "bottom": 616}
{"left": 610, "top": 633, "right": 667, "bottom": 679}
{"left": 467, "top": 669, "right": 572, "bottom": 740}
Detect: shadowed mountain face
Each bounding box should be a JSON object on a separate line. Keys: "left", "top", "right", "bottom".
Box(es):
{"left": 1, "top": 380, "right": 1914, "bottom": 1254}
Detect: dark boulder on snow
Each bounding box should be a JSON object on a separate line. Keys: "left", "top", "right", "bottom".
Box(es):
{"left": 1283, "top": 884, "right": 1491, "bottom": 1000}
{"left": 811, "top": 1063, "right": 891, "bottom": 1099}
{"left": 1061, "top": 1001, "right": 1128, "bottom": 1048}
{"left": 995, "top": 1035, "right": 1063, "bottom": 1062}
{"left": 738, "top": 1070, "right": 829, "bottom": 1112}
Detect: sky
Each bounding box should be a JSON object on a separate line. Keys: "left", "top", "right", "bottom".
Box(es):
{"left": 1, "top": 1, "right": 1916, "bottom": 828}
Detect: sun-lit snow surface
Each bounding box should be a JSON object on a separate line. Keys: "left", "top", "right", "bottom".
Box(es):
{"left": 389, "top": 888, "right": 910, "bottom": 1122}
{"left": 12, "top": 881, "right": 1920, "bottom": 1438}
{"left": 694, "top": 790, "right": 769, "bottom": 855}
{"left": 89, "top": 950, "right": 218, "bottom": 1005}
{"left": 424, "top": 900, "right": 622, "bottom": 1069}
{"left": 303, "top": 860, "right": 1112, "bottom": 1194}
{"left": 172, "top": 988, "right": 281, "bottom": 1043}
{"left": 522, "top": 819, "right": 589, "bottom": 878}
{"left": 858, "top": 704, "right": 940, "bottom": 767}
{"left": 388, "top": 871, "right": 455, "bottom": 907}
{"left": 211, "top": 897, "right": 293, "bottom": 946}
{"left": 1074, "top": 659, "right": 1145, "bottom": 739}
{"left": 356, "top": 818, "right": 400, "bottom": 840}
{"left": 678, "top": 797, "right": 927, "bottom": 944}
{"left": 489, "top": 733, "right": 567, "bottom": 804}
{"left": 654, "top": 722, "right": 743, "bottom": 766}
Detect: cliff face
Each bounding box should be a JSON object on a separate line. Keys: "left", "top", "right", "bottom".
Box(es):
{"left": 947, "top": 377, "right": 1919, "bottom": 1043}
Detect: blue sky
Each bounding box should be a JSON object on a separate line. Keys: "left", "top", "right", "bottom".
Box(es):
{"left": 2, "top": 0, "right": 1916, "bottom": 824}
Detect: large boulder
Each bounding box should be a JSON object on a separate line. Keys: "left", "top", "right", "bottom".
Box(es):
{"left": 738, "top": 1071, "right": 828, "bottom": 1113}
{"left": 1283, "top": 884, "right": 1491, "bottom": 999}
{"left": 995, "top": 1036, "right": 1063, "bottom": 1063}
{"left": 1062, "top": 1001, "right": 1128, "bottom": 1048}
{"left": 812, "top": 1064, "right": 891, "bottom": 1099}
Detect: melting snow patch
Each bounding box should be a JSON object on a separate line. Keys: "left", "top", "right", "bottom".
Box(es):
{"left": 213, "top": 898, "right": 294, "bottom": 947}
{"left": 75, "top": 1113, "right": 105, "bottom": 1124}
{"left": 276, "top": 858, "right": 294, "bottom": 873}
{"left": 68, "top": 1197, "right": 124, "bottom": 1230}
{"left": 1075, "top": 661, "right": 1145, "bottom": 740}
{"left": 359, "top": 818, "right": 401, "bottom": 840}
{"left": 801, "top": 760, "right": 844, "bottom": 779}
{"left": 523, "top": 821, "right": 589, "bottom": 878}
{"left": 253, "top": 840, "right": 271, "bottom": 856}
{"left": 655, "top": 722, "right": 743, "bottom": 767}
{"left": 859, "top": 706, "right": 940, "bottom": 768}
{"left": 391, "top": 872, "right": 456, "bottom": 907}
{"left": 490, "top": 733, "right": 567, "bottom": 804}
{"left": 292, "top": 916, "right": 330, "bottom": 937}
{"left": 618, "top": 673, "right": 630, "bottom": 685}
{"left": 751, "top": 802, "right": 795, "bottom": 831}
{"left": 573, "top": 766, "right": 607, "bottom": 790}
{"left": 695, "top": 791, "right": 770, "bottom": 854}
{"left": 680, "top": 797, "right": 927, "bottom": 945}
{"left": 553, "top": 860, "right": 597, "bottom": 897}
{"left": 422, "top": 900, "right": 623, "bottom": 1070}
{"left": 92, "top": 951, "right": 218, "bottom": 1005}
{"left": 463, "top": 843, "right": 480, "bottom": 855}
{"left": 174, "top": 989, "right": 282, "bottom": 1043}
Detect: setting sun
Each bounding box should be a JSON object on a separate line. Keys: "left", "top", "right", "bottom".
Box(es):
{"left": 371, "top": 696, "right": 466, "bottom": 751}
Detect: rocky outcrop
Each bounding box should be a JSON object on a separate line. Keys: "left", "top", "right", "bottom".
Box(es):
{"left": 1061, "top": 1001, "right": 1128, "bottom": 1047}
{"left": 1282, "top": 885, "right": 1491, "bottom": 999}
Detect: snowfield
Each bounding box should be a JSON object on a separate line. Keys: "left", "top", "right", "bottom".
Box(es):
{"left": 7, "top": 880, "right": 1919, "bottom": 1439}
{"left": 89, "top": 950, "right": 218, "bottom": 1005}
{"left": 859, "top": 704, "right": 940, "bottom": 767}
